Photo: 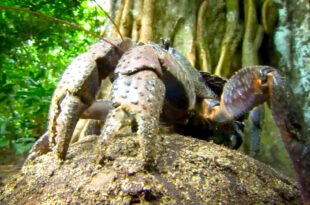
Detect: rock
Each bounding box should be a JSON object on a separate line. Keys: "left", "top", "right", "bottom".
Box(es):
{"left": 0, "top": 134, "right": 301, "bottom": 205}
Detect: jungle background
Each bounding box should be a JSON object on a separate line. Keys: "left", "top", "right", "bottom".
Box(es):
{"left": 0, "top": 0, "right": 309, "bottom": 180}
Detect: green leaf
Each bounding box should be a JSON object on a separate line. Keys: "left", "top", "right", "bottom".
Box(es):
{"left": 0, "top": 0, "right": 105, "bottom": 146}
{"left": 13, "top": 141, "right": 34, "bottom": 154}
{"left": 0, "top": 137, "right": 10, "bottom": 149}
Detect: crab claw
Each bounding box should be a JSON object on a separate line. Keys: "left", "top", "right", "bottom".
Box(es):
{"left": 204, "top": 66, "right": 310, "bottom": 204}
{"left": 204, "top": 66, "right": 276, "bottom": 122}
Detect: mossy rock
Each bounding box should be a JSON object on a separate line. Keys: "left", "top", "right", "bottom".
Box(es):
{"left": 0, "top": 134, "right": 301, "bottom": 204}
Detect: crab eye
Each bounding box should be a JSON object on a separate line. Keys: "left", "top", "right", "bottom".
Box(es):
{"left": 160, "top": 38, "right": 171, "bottom": 50}
{"left": 260, "top": 67, "right": 274, "bottom": 83}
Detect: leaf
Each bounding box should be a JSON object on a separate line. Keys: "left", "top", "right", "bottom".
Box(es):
{"left": 0, "top": 0, "right": 104, "bottom": 143}
{"left": 13, "top": 141, "right": 34, "bottom": 154}
{"left": 0, "top": 137, "right": 9, "bottom": 148}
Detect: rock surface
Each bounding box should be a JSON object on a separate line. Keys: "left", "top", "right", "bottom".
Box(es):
{"left": 0, "top": 134, "right": 301, "bottom": 205}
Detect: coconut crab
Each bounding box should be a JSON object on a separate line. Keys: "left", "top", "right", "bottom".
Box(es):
{"left": 28, "top": 37, "right": 283, "bottom": 163}
{"left": 26, "top": 37, "right": 310, "bottom": 203}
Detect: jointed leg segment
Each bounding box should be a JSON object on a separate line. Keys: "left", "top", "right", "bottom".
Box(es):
{"left": 49, "top": 93, "right": 87, "bottom": 159}
{"left": 99, "top": 70, "right": 165, "bottom": 164}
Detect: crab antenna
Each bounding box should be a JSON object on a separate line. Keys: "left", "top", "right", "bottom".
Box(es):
{"left": 93, "top": 0, "right": 125, "bottom": 43}
{"left": 0, "top": 5, "right": 122, "bottom": 50}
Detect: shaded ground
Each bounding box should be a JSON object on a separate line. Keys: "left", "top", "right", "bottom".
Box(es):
{"left": 0, "top": 148, "right": 27, "bottom": 187}
{"left": 0, "top": 133, "right": 301, "bottom": 205}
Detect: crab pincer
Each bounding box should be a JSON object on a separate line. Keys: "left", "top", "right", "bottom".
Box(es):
{"left": 204, "top": 66, "right": 273, "bottom": 122}
{"left": 204, "top": 66, "right": 310, "bottom": 203}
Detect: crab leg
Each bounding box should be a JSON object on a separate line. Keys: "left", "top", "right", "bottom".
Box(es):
{"left": 98, "top": 45, "right": 165, "bottom": 165}
{"left": 46, "top": 52, "right": 102, "bottom": 160}
{"left": 248, "top": 105, "right": 264, "bottom": 156}
{"left": 268, "top": 70, "right": 310, "bottom": 204}
{"left": 80, "top": 100, "right": 113, "bottom": 121}
{"left": 51, "top": 94, "right": 87, "bottom": 159}
{"left": 26, "top": 39, "right": 132, "bottom": 161}
{"left": 26, "top": 99, "right": 113, "bottom": 162}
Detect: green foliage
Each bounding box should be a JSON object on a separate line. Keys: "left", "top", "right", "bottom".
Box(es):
{"left": 0, "top": 0, "right": 106, "bottom": 153}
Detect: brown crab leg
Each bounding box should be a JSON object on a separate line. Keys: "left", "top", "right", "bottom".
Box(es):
{"left": 52, "top": 94, "right": 87, "bottom": 159}
{"left": 98, "top": 45, "right": 166, "bottom": 166}
{"left": 26, "top": 39, "right": 133, "bottom": 162}
{"left": 248, "top": 105, "right": 264, "bottom": 156}
{"left": 25, "top": 100, "right": 113, "bottom": 162}
{"left": 80, "top": 100, "right": 113, "bottom": 121}
{"left": 268, "top": 70, "right": 310, "bottom": 205}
